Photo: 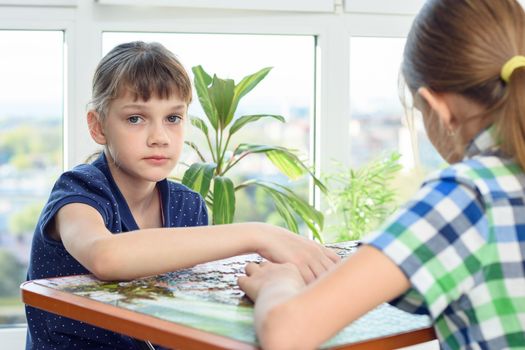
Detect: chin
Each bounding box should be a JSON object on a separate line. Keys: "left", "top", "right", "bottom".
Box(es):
{"left": 148, "top": 174, "right": 171, "bottom": 182}
{"left": 140, "top": 170, "right": 172, "bottom": 183}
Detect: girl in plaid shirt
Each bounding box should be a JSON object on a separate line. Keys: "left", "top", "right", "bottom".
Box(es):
{"left": 239, "top": 0, "right": 525, "bottom": 349}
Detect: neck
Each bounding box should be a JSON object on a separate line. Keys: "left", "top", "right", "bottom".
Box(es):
{"left": 120, "top": 180, "right": 158, "bottom": 214}
{"left": 447, "top": 94, "right": 495, "bottom": 159}
{"left": 457, "top": 113, "right": 494, "bottom": 157}
{"left": 105, "top": 155, "right": 158, "bottom": 214}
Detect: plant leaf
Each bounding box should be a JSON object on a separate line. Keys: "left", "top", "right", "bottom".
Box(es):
{"left": 212, "top": 176, "right": 236, "bottom": 224}
{"left": 272, "top": 183, "right": 324, "bottom": 232}
{"left": 192, "top": 66, "right": 218, "bottom": 130}
{"left": 190, "top": 116, "right": 209, "bottom": 138}
{"left": 208, "top": 75, "right": 235, "bottom": 129}
{"left": 227, "top": 67, "right": 272, "bottom": 123}
{"left": 234, "top": 144, "right": 277, "bottom": 154}
{"left": 235, "top": 67, "right": 272, "bottom": 100}
{"left": 234, "top": 143, "right": 327, "bottom": 193}
{"left": 268, "top": 150, "right": 327, "bottom": 193}
{"left": 229, "top": 114, "right": 285, "bottom": 136}
{"left": 249, "top": 180, "right": 324, "bottom": 242}
{"left": 184, "top": 141, "right": 206, "bottom": 162}
{"left": 323, "top": 151, "right": 402, "bottom": 241}
{"left": 262, "top": 188, "right": 300, "bottom": 233}
{"left": 265, "top": 149, "right": 305, "bottom": 180}
{"left": 181, "top": 163, "right": 216, "bottom": 198}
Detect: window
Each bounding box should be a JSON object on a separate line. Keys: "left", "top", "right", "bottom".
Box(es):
{"left": 103, "top": 32, "right": 315, "bottom": 226}
{"left": 0, "top": 30, "right": 64, "bottom": 325}
{"left": 0, "top": 6, "right": 442, "bottom": 349}
{"left": 97, "top": 0, "right": 334, "bottom": 12}
{"left": 349, "top": 37, "right": 443, "bottom": 170}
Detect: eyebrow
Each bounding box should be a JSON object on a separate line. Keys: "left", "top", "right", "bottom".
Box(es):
{"left": 121, "top": 104, "right": 187, "bottom": 111}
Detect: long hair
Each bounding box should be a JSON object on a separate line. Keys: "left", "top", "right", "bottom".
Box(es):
{"left": 402, "top": 0, "right": 525, "bottom": 169}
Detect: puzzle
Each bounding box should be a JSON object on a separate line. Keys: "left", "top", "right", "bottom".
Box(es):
{"left": 34, "top": 241, "right": 431, "bottom": 347}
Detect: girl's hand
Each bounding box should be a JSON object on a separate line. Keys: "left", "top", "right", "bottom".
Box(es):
{"left": 254, "top": 223, "right": 340, "bottom": 283}
{"left": 238, "top": 262, "right": 305, "bottom": 301}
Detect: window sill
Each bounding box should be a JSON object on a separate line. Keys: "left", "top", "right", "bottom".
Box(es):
{"left": 0, "top": 326, "right": 27, "bottom": 349}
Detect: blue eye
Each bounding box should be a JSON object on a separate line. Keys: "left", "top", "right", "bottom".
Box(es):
{"left": 128, "top": 115, "right": 142, "bottom": 124}
{"left": 167, "top": 115, "right": 182, "bottom": 124}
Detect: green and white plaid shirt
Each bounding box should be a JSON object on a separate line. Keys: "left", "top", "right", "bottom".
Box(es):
{"left": 366, "top": 126, "right": 525, "bottom": 349}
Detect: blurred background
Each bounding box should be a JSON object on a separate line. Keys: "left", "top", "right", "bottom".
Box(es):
{"left": 0, "top": 1, "right": 447, "bottom": 345}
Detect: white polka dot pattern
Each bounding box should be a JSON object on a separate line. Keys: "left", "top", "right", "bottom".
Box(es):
{"left": 25, "top": 154, "right": 208, "bottom": 349}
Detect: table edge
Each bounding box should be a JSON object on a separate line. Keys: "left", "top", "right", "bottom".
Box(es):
{"left": 21, "top": 280, "right": 258, "bottom": 350}
{"left": 21, "top": 278, "right": 436, "bottom": 350}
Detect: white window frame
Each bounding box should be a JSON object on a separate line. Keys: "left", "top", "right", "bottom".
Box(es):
{"left": 0, "top": 0, "right": 77, "bottom": 6}
{"left": 97, "top": 0, "right": 335, "bottom": 12}
{"left": 0, "top": 1, "right": 417, "bottom": 341}
{"left": 344, "top": 0, "right": 425, "bottom": 15}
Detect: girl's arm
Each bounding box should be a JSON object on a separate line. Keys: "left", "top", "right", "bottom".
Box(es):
{"left": 52, "top": 203, "right": 339, "bottom": 281}
{"left": 238, "top": 245, "right": 410, "bottom": 350}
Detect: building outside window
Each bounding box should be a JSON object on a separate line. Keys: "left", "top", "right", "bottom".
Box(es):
{"left": 0, "top": 30, "right": 64, "bottom": 325}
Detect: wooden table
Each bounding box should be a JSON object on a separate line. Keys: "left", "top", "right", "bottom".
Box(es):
{"left": 21, "top": 242, "right": 436, "bottom": 350}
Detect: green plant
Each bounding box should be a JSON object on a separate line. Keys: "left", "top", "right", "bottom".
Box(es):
{"left": 324, "top": 152, "right": 402, "bottom": 242}
{"left": 181, "top": 66, "right": 326, "bottom": 241}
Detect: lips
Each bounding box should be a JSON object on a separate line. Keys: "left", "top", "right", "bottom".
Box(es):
{"left": 145, "top": 155, "right": 168, "bottom": 160}
{"left": 144, "top": 156, "right": 170, "bottom": 165}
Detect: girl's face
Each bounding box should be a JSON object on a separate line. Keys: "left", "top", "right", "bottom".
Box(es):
{"left": 96, "top": 89, "right": 187, "bottom": 185}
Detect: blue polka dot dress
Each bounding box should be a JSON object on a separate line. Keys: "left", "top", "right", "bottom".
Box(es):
{"left": 25, "top": 153, "right": 208, "bottom": 349}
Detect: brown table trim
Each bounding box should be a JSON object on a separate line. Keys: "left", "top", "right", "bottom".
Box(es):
{"left": 329, "top": 327, "right": 436, "bottom": 350}
{"left": 22, "top": 280, "right": 436, "bottom": 350}
{"left": 21, "top": 281, "right": 257, "bottom": 350}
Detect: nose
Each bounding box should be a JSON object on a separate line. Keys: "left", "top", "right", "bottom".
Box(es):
{"left": 147, "top": 122, "right": 169, "bottom": 147}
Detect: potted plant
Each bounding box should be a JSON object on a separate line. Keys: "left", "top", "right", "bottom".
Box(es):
{"left": 181, "top": 65, "right": 326, "bottom": 241}
{"left": 323, "top": 152, "right": 402, "bottom": 242}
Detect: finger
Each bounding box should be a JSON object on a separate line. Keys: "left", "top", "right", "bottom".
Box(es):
{"left": 237, "top": 276, "right": 256, "bottom": 301}
{"left": 319, "top": 255, "right": 335, "bottom": 272}
{"left": 299, "top": 265, "right": 315, "bottom": 284}
{"left": 237, "top": 275, "right": 250, "bottom": 290}
{"left": 308, "top": 261, "right": 326, "bottom": 280}
{"left": 237, "top": 275, "right": 247, "bottom": 289}
{"left": 244, "top": 262, "right": 259, "bottom": 276}
{"left": 324, "top": 247, "right": 341, "bottom": 263}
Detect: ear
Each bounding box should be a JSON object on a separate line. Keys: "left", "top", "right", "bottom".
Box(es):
{"left": 87, "top": 110, "right": 107, "bottom": 145}
{"left": 417, "top": 87, "right": 456, "bottom": 132}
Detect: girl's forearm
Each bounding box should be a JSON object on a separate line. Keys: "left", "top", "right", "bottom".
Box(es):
{"left": 90, "top": 222, "right": 266, "bottom": 280}
{"left": 239, "top": 246, "right": 411, "bottom": 350}
{"left": 254, "top": 283, "right": 310, "bottom": 350}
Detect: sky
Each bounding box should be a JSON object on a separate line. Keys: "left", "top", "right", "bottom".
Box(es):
{"left": 102, "top": 32, "right": 316, "bottom": 120}
{"left": 0, "top": 29, "right": 405, "bottom": 120}
{"left": 1, "top": 30, "right": 317, "bottom": 119}
{"left": 350, "top": 37, "right": 406, "bottom": 115}
{"left": 0, "top": 31, "right": 64, "bottom": 118}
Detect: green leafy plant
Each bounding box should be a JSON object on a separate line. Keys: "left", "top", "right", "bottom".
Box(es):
{"left": 324, "top": 152, "right": 402, "bottom": 242}
{"left": 181, "top": 65, "right": 326, "bottom": 241}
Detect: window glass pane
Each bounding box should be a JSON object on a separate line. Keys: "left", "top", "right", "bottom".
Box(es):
{"left": 102, "top": 33, "right": 315, "bottom": 228}
{"left": 0, "top": 30, "right": 64, "bottom": 325}
{"left": 349, "top": 37, "right": 442, "bottom": 170}
{"left": 322, "top": 37, "right": 443, "bottom": 242}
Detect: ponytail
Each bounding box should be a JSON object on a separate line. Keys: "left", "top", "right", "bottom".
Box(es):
{"left": 498, "top": 67, "right": 525, "bottom": 170}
